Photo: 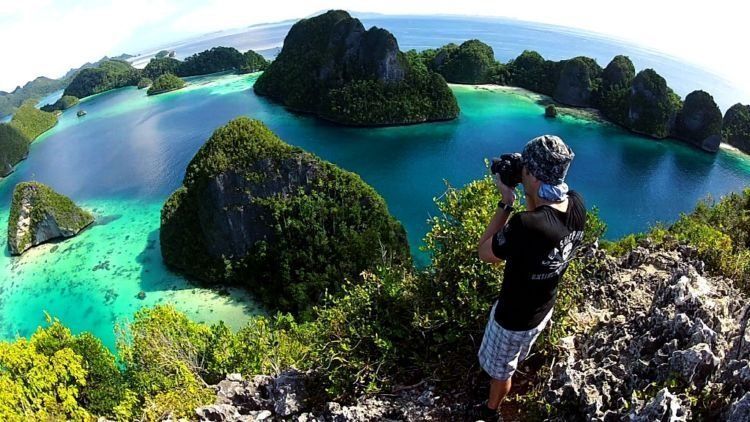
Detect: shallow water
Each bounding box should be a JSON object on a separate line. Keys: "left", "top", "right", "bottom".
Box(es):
{"left": 1, "top": 73, "right": 749, "bottom": 351}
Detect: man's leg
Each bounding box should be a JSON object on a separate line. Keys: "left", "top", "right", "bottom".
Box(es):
{"left": 487, "top": 377, "right": 512, "bottom": 409}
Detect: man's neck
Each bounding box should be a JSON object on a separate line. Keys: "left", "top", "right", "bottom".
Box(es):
{"left": 527, "top": 194, "right": 568, "bottom": 212}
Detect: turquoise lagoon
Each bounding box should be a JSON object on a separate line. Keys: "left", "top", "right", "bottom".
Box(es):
{"left": 2, "top": 71, "right": 750, "bottom": 350}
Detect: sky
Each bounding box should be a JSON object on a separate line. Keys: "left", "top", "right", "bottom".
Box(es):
{"left": 1, "top": 0, "right": 748, "bottom": 99}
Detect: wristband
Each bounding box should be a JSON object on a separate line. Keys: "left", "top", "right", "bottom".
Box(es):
{"left": 497, "top": 201, "right": 514, "bottom": 213}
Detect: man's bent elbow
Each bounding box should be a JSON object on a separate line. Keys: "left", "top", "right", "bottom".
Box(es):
{"left": 478, "top": 240, "right": 502, "bottom": 263}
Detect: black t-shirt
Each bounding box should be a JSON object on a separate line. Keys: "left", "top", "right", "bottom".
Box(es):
{"left": 491, "top": 191, "right": 586, "bottom": 331}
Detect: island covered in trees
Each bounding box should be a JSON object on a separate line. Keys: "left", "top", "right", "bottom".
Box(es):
{"left": 0, "top": 101, "right": 57, "bottom": 176}
{"left": 147, "top": 74, "right": 185, "bottom": 96}
{"left": 160, "top": 117, "right": 410, "bottom": 315}
{"left": 413, "top": 39, "right": 750, "bottom": 153}
{"left": 253, "top": 10, "right": 459, "bottom": 126}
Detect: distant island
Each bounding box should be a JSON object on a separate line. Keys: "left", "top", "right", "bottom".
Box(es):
{"left": 62, "top": 46, "right": 269, "bottom": 100}
{"left": 414, "top": 39, "right": 750, "bottom": 153}
{"left": 147, "top": 74, "right": 185, "bottom": 96}
{"left": 253, "top": 10, "right": 459, "bottom": 126}
{"left": 0, "top": 100, "right": 57, "bottom": 176}
{"left": 0, "top": 54, "right": 135, "bottom": 118}
{"left": 40, "top": 95, "right": 79, "bottom": 112}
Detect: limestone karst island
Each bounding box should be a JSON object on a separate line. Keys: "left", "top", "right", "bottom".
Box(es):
{"left": 1, "top": 5, "right": 750, "bottom": 421}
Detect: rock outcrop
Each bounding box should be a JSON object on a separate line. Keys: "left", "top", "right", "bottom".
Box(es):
{"left": 7, "top": 182, "right": 94, "bottom": 255}
{"left": 553, "top": 56, "right": 602, "bottom": 107}
{"left": 546, "top": 243, "right": 750, "bottom": 420}
{"left": 627, "top": 69, "right": 681, "bottom": 139}
{"left": 160, "top": 117, "right": 409, "bottom": 314}
{"left": 601, "top": 55, "right": 635, "bottom": 90}
{"left": 253, "top": 10, "right": 458, "bottom": 126}
{"left": 674, "top": 90, "right": 723, "bottom": 152}
{"left": 196, "top": 371, "right": 452, "bottom": 421}
{"left": 723, "top": 103, "right": 750, "bottom": 153}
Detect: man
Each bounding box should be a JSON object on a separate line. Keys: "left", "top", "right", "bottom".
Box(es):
{"left": 474, "top": 135, "right": 586, "bottom": 420}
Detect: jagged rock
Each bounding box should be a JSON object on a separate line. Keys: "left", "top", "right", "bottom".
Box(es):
{"left": 546, "top": 245, "right": 749, "bottom": 419}
{"left": 728, "top": 392, "right": 750, "bottom": 422}
{"left": 627, "top": 69, "right": 680, "bottom": 139}
{"left": 7, "top": 182, "right": 94, "bottom": 255}
{"left": 723, "top": 103, "right": 750, "bottom": 153}
{"left": 545, "top": 104, "right": 557, "bottom": 118}
{"left": 630, "top": 388, "right": 690, "bottom": 421}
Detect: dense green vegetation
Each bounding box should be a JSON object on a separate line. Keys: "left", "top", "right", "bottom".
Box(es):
{"left": 8, "top": 182, "right": 94, "bottom": 254}
{"left": 674, "top": 90, "right": 723, "bottom": 150}
{"left": 63, "top": 60, "right": 141, "bottom": 99}
{"left": 147, "top": 74, "right": 186, "bottom": 96}
{"left": 507, "top": 50, "right": 561, "bottom": 96}
{"left": 626, "top": 69, "right": 682, "bottom": 138}
{"left": 177, "top": 47, "right": 246, "bottom": 77}
{"left": 553, "top": 56, "right": 602, "bottom": 106}
{"left": 238, "top": 49, "right": 269, "bottom": 74}
{"left": 161, "top": 118, "right": 410, "bottom": 315}
{"left": 0, "top": 101, "right": 57, "bottom": 177}
{"left": 40, "top": 95, "right": 79, "bottom": 112}
{"left": 418, "top": 39, "right": 507, "bottom": 84}
{"left": 254, "top": 10, "right": 458, "bottom": 126}
{"left": 723, "top": 103, "right": 750, "bottom": 152}
{"left": 9, "top": 100, "right": 57, "bottom": 141}
{"left": 0, "top": 124, "right": 28, "bottom": 176}
{"left": 596, "top": 55, "right": 636, "bottom": 126}
{"left": 143, "top": 57, "right": 181, "bottom": 80}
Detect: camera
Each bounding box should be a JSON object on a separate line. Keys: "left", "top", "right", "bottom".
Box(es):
{"left": 491, "top": 153, "right": 523, "bottom": 187}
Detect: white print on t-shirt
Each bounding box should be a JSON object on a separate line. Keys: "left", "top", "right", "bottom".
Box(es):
{"left": 531, "top": 230, "right": 584, "bottom": 280}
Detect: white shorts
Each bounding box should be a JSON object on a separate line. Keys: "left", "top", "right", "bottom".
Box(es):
{"left": 477, "top": 301, "right": 553, "bottom": 380}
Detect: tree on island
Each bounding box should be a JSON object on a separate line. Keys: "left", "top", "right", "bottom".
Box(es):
{"left": 420, "top": 39, "right": 507, "bottom": 84}
{"left": 238, "top": 50, "right": 269, "bottom": 73}
{"left": 40, "top": 95, "right": 79, "bottom": 112}
{"left": 143, "top": 57, "right": 181, "bottom": 80}
{"left": 137, "top": 77, "right": 152, "bottom": 89}
{"left": 63, "top": 60, "right": 141, "bottom": 99}
{"left": 723, "top": 103, "right": 750, "bottom": 153}
{"left": 147, "top": 74, "right": 185, "bottom": 96}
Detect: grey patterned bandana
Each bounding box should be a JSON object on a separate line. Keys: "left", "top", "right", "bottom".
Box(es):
{"left": 521, "top": 135, "right": 574, "bottom": 185}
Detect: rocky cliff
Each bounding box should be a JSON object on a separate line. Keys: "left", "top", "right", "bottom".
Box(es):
{"left": 7, "top": 182, "right": 94, "bottom": 255}
{"left": 674, "top": 90, "right": 723, "bottom": 152}
{"left": 427, "top": 39, "right": 501, "bottom": 84}
{"left": 627, "top": 69, "right": 682, "bottom": 139}
{"left": 253, "top": 10, "right": 458, "bottom": 126}
{"left": 161, "top": 117, "right": 410, "bottom": 314}
{"left": 553, "top": 56, "right": 602, "bottom": 107}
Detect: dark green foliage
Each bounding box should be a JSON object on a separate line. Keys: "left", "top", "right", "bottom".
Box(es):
{"left": 627, "top": 69, "right": 682, "bottom": 138}
{"left": 0, "top": 124, "right": 28, "bottom": 176}
{"left": 595, "top": 56, "right": 636, "bottom": 126}
{"left": 254, "top": 10, "right": 458, "bottom": 125}
{"left": 723, "top": 103, "right": 750, "bottom": 152}
{"left": 425, "top": 39, "right": 502, "bottom": 84}
{"left": 63, "top": 60, "right": 141, "bottom": 99}
{"left": 238, "top": 50, "right": 269, "bottom": 73}
{"left": 553, "top": 56, "right": 602, "bottom": 107}
{"left": 9, "top": 100, "right": 57, "bottom": 141}
{"left": 40, "top": 95, "right": 79, "bottom": 112}
{"left": 674, "top": 90, "right": 723, "bottom": 149}
{"left": 147, "top": 74, "right": 186, "bottom": 96}
{"left": 155, "top": 50, "right": 172, "bottom": 59}
{"left": 143, "top": 57, "right": 181, "bottom": 80}
{"left": 177, "top": 46, "right": 245, "bottom": 77}
{"left": 161, "top": 117, "right": 410, "bottom": 315}
{"left": 137, "top": 77, "right": 152, "bottom": 89}
{"left": 507, "top": 50, "right": 561, "bottom": 96}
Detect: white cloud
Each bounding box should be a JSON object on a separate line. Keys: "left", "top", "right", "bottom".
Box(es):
{"left": 1, "top": 0, "right": 748, "bottom": 98}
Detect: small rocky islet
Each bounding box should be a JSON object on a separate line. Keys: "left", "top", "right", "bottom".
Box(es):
{"left": 7, "top": 181, "right": 94, "bottom": 255}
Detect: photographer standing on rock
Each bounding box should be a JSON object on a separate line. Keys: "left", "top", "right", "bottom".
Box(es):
{"left": 474, "top": 135, "right": 586, "bottom": 420}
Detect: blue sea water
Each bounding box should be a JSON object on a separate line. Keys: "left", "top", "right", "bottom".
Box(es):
{"left": 2, "top": 17, "right": 750, "bottom": 349}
